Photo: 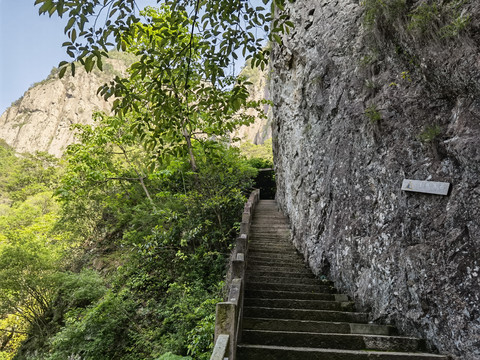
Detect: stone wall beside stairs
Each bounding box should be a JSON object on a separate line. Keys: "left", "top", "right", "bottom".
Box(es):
{"left": 270, "top": 1, "right": 480, "bottom": 359}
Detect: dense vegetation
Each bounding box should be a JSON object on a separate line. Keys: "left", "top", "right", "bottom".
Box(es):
{"left": 1, "top": 1, "right": 282, "bottom": 358}
{"left": 0, "top": 123, "right": 262, "bottom": 360}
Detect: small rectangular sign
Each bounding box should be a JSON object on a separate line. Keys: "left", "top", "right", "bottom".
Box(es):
{"left": 401, "top": 179, "right": 450, "bottom": 196}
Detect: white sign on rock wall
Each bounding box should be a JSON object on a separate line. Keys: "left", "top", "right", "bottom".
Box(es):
{"left": 401, "top": 179, "right": 451, "bottom": 196}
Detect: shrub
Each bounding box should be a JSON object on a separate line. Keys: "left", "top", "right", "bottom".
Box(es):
{"left": 439, "top": 14, "right": 471, "bottom": 38}
{"left": 364, "top": 104, "right": 382, "bottom": 123}
{"left": 407, "top": 2, "right": 439, "bottom": 33}
{"left": 362, "top": 0, "right": 407, "bottom": 29}
{"left": 418, "top": 125, "right": 442, "bottom": 143}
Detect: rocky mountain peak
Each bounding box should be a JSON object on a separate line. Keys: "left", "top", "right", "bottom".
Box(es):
{"left": 0, "top": 54, "right": 133, "bottom": 157}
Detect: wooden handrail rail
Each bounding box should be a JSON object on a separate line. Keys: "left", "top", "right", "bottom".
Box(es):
{"left": 210, "top": 189, "right": 260, "bottom": 360}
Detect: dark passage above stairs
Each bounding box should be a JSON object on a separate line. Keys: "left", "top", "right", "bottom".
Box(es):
{"left": 237, "top": 200, "right": 449, "bottom": 360}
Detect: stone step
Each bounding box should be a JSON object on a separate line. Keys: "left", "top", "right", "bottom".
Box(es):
{"left": 251, "top": 222, "right": 287, "bottom": 224}
{"left": 249, "top": 235, "right": 291, "bottom": 240}
{"left": 247, "top": 275, "right": 327, "bottom": 286}
{"left": 251, "top": 219, "right": 288, "bottom": 223}
{"left": 245, "top": 282, "right": 336, "bottom": 293}
{"left": 248, "top": 237, "right": 291, "bottom": 243}
{"left": 242, "top": 318, "right": 397, "bottom": 336}
{"left": 247, "top": 251, "right": 303, "bottom": 260}
{"left": 248, "top": 245, "right": 293, "bottom": 251}
{"left": 252, "top": 217, "right": 288, "bottom": 225}
{"left": 247, "top": 258, "right": 306, "bottom": 267}
{"left": 241, "top": 330, "right": 425, "bottom": 352}
{"left": 244, "top": 298, "right": 355, "bottom": 312}
{"left": 253, "top": 212, "right": 281, "bottom": 215}
{"left": 244, "top": 289, "right": 345, "bottom": 301}
{"left": 247, "top": 257, "right": 307, "bottom": 265}
{"left": 246, "top": 265, "right": 311, "bottom": 273}
{"left": 247, "top": 247, "right": 297, "bottom": 254}
{"left": 251, "top": 223, "right": 289, "bottom": 228}
{"left": 247, "top": 260, "right": 308, "bottom": 269}
{"left": 249, "top": 233, "right": 289, "bottom": 237}
{"left": 251, "top": 224, "right": 288, "bottom": 227}
{"left": 247, "top": 265, "right": 311, "bottom": 274}
{"left": 248, "top": 240, "right": 291, "bottom": 244}
{"left": 237, "top": 344, "right": 449, "bottom": 360}
{"left": 247, "top": 270, "right": 316, "bottom": 279}
{"left": 248, "top": 241, "right": 297, "bottom": 249}
{"left": 243, "top": 306, "right": 367, "bottom": 323}
{"left": 248, "top": 226, "right": 290, "bottom": 230}
{"left": 249, "top": 234, "right": 290, "bottom": 238}
{"left": 248, "top": 232, "right": 290, "bottom": 237}
{"left": 248, "top": 248, "right": 303, "bottom": 261}
{"left": 249, "top": 240, "right": 291, "bottom": 245}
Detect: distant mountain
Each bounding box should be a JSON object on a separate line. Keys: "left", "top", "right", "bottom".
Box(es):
{"left": 235, "top": 61, "right": 272, "bottom": 145}
{"left": 0, "top": 52, "right": 135, "bottom": 157}
{"left": 0, "top": 53, "right": 270, "bottom": 157}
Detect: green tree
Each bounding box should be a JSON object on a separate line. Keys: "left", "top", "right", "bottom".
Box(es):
{"left": 97, "top": 6, "right": 259, "bottom": 172}
{"left": 0, "top": 192, "right": 63, "bottom": 334}
{"left": 35, "top": 0, "right": 293, "bottom": 77}
{"left": 34, "top": 1, "right": 293, "bottom": 171}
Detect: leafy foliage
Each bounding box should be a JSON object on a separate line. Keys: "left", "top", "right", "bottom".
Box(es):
{"left": 361, "top": 0, "right": 406, "bottom": 29}
{"left": 0, "top": 314, "right": 28, "bottom": 360}
{"left": 418, "top": 125, "right": 442, "bottom": 143}
{"left": 7, "top": 101, "right": 255, "bottom": 358}
{"left": 1, "top": 114, "right": 257, "bottom": 360}
{"left": 364, "top": 104, "right": 382, "bottom": 123}
{"left": 4, "top": 1, "right": 276, "bottom": 359}
{"left": 361, "top": 0, "right": 471, "bottom": 40}
{"left": 94, "top": 7, "right": 261, "bottom": 171}
{"left": 240, "top": 138, "right": 274, "bottom": 168}
{"left": 34, "top": 0, "right": 294, "bottom": 77}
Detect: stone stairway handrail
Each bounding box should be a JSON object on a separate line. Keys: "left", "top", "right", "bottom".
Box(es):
{"left": 210, "top": 189, "right": 260, "bottom": 360}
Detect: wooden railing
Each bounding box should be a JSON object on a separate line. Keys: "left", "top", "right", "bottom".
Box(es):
{"left": 210, "top": 189, "right": 260, "bottom": 360}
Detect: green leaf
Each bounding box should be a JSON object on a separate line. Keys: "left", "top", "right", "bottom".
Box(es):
{"left": 59, "top": 66, "right": 67, "bottom": 79}
{"left": 38, "top": 1, "right": 54, "bottom": 15}
{"left": 273, "top": 33, "right": 282, "bottom": 45}
{"left": 65, "top": 17, "right": 76, "bottom": 33}
{"left": 84, "top": 57, "right": 94, "bottom": 72}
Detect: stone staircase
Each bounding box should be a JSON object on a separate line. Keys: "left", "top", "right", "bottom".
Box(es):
{"left": 237, "top": 200, "right": 449, "bottom": 360}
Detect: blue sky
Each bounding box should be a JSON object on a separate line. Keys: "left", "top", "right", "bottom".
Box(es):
{"left": 0, "top": 1, "right": 68, "bottom": 114}
{"left": 0, "top": 1, "right": 262, "bottom": 116}
{"left": 0, "top": 1, "right": 157, "bottom": 115}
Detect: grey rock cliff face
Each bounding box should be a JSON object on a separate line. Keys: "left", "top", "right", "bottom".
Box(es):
{"left": 0, "top": 59, "right": 127, "bottom": 157}
{"left": 270, "top": 1, "right": 480, "bottom": 359}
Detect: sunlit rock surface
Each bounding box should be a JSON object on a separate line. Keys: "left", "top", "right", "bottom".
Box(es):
{"left": 0, "top": 59, "right": 130, "bottom": 157}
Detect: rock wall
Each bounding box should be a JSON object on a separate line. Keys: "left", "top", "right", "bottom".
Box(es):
{"left": 271, "top": 1, "right": 480, "bottom": 359}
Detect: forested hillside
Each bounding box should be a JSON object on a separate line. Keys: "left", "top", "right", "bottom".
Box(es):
{"left": 0, "top": 1, "right": 281, "bottom": 359}
{"left": 0, "top": 112, "right": 270, "bottom": 360}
